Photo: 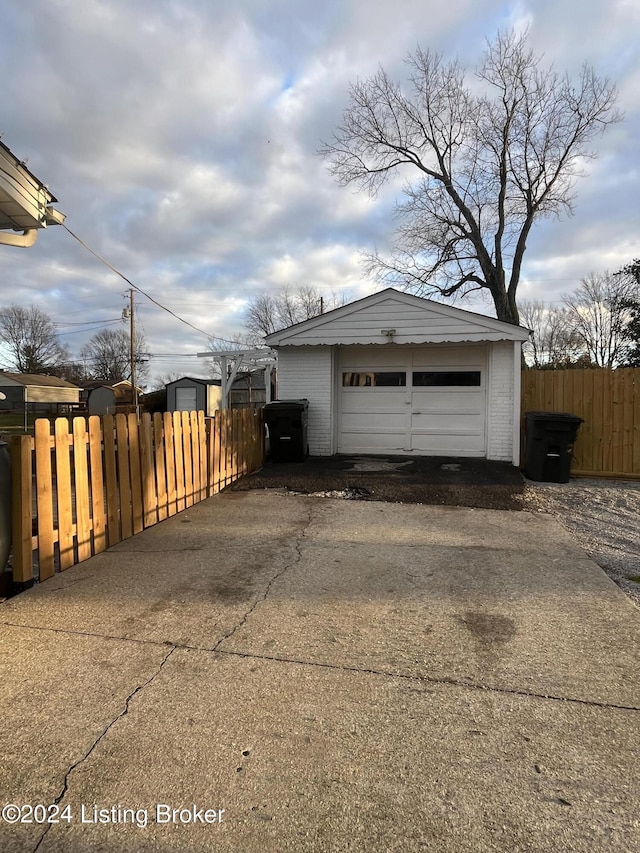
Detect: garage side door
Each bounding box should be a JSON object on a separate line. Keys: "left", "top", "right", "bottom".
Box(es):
{"left": 338, "top": 346, "right": 487, "bottom": 455}
{"left": 175, "top": 386, "right": 198, "bottom": 412}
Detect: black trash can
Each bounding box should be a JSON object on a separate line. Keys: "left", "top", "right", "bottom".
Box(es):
{"left": 524, "top": 411, "right": 583, "bottom": 483}
{"left": 0, "top": 440, "right": 11, "bottom": 572}
{"left": 264, "top": 400, "right": 309, "bottom": 463}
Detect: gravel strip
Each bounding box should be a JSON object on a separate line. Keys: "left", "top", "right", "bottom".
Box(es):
{"left": 523, "top": 478, "right": 640, "bottom": 608}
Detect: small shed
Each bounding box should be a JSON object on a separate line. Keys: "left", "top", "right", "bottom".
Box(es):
{"left": 0, "top": 372, "right": 81, "bottom": 412}
{"left": 166, "top": 377, "right": 222, "bottom": 417}
{"left": 87, "top": 380, "right": 141, "bottom": 416}
{"left": 265, "top": 289, "right": 530, "bottom": 465}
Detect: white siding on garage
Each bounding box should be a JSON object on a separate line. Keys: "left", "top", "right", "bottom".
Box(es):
{"left": 276, "top": 346, "right": 334, "bottom": 456}
{"left": 486, "top": 341, "right": 516, "bottom": 462}
{"left": 267, "top": 291, "right": 531, "bottom": 347}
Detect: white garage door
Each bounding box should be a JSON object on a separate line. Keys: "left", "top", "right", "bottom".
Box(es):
{"left": 338, "top": 346, "right": 487, "bottom": 455}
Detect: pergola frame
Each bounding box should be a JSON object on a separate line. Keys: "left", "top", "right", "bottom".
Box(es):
{"left": 196, "top": 349, "right": 277, "bottom": 409}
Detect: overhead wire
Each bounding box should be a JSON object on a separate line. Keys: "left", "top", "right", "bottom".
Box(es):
{"left": 57, "top": 321, "right": 123, "bottom": 336}
{"left": 56, "top": 317, "right": 124, "bottom": 327}
{"left": 62, "top": 224, "right": 246, "bottom": 347}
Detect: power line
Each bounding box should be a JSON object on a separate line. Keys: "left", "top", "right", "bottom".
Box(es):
{"left": 62, "top": 224, "right": 244, "bottom": 347}
{"left": 56, "top": 317, "right": 123, "bottom": 327}
{"left": 57, "top": 320, "right": 123, "bottom": 336}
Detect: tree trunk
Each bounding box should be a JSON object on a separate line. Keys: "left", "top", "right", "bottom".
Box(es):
{"left": 490, "top": 278, "right": 520, "bottom": 325}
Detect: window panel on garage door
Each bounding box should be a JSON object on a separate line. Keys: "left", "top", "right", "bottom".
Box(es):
{"left": 342, "top": 371, "right": 406, "bottom": 387}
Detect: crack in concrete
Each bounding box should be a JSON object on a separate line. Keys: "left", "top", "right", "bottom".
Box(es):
{"left": 31, "top": 644, "right": 176, "bottom": 853}
{"left": 214, "top": 647, "right": 640, "bottom": 714}
{"left": 99, "top": 547, "right": 206, "bottom": 553}
{"left": 212, "top": 505, "right": 315, "bottom": 651}
{"left": 3, "top": 616, "right": 639, "bottom": 715}
{"left": 0, "top": 620, "right": 172, "bottom": 647}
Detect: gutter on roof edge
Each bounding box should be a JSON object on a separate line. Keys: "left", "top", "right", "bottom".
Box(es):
{"left": 0, "top": 229, "right": 38, "bottom": 248}
{"left": 0, "top": 205, "right": 66, "bottom": 248}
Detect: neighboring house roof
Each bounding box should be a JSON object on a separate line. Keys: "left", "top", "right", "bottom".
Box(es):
{"left": 83, "top": 379, "right": 142, "bottom": 393}
{"left": 0, "top": 139, "right": 65, "bottom": 246}
{"left": 265, "top": 288, "right": 531, "bottom": 347}
{"left": 0, "top": 372, "right": 81, "bottom": 389}
{"left": 87, "top": 384, "right": 141, "bottom": 404}
{"left": 166, "top": 376, "right": 222, "bottom": 387}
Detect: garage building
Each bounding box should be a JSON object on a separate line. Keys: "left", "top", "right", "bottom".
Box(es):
{"left": 265, "top": 289, "right": 530, "bottom": 465}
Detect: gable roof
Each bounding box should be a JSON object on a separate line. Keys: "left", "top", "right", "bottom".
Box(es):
{"left": 0, "top": 372, "right": 81, "bottom": 389}
{"left": 165, "top": 376, "right": 222, "bottom": 387}
{"left": 265, "top": 289, "right": 530, "bottom": 347}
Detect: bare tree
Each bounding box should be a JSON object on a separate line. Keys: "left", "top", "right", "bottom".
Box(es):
{"left": 562, "top": 272, "right": 636, "bottom": 367}
{"left": 519, "top": 299, "right": 584, "bottom": 367}
{"left": 149, "top": 371, "right": 183, "bottom": 391}
{"left": 319, "top": 29, "right": 620, "bottom": 324}
{"left": 203, "top": 333, "right": 262, "bottom": 378}
{"left": 80, "top": 328, "right": 148, "bottom": 383}
{"left": 245, "top": 294, "right": 280, "bottom": 337}
{"left": 0, "top": 304, "right": 68, "bottom": 373}
{"left": 244, "top": 286, "right": 346, "bottom": 337}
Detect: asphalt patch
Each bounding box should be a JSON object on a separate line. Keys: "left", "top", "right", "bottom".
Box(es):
{"left": 232, "top": 454, "right": 526, "bottom": 510}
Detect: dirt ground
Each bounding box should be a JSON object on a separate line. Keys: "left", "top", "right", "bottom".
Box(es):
{"left": 231, "top": 454, "right": 526, "bottom": 510}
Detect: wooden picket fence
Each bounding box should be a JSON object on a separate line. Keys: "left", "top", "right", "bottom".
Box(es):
{"left": 10, "top": 408, "right": 264, "bottom": 587}
{"left": 521, "top": 368, "right": 640, "bottom": 478}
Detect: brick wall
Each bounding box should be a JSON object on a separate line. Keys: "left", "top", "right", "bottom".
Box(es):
{"left": 486, "top": 341, "right": 515, "bottom": 462}
{"left": 276, "top": 346, "right": 334, "bottom": 456}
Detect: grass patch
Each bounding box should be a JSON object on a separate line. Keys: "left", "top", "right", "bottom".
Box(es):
{"left": 0, "top": 412, "right": 77, "bottom": 437}
{"left": 627, "top": 575, "right": 640, "bottom": 584}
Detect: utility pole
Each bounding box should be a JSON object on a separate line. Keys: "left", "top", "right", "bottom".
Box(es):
{"left": 128, "top": 289, "right": 139, "bottom": 417}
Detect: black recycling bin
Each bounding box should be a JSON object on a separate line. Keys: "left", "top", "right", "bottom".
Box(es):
{"left": 524, "top": 411, "right": 583, "bottom": 483}
{"left": 0, "top": 440, "right": 10, "bottom": 572}
{"left": 264, "top": 399, "right": 309, "bottom": 463}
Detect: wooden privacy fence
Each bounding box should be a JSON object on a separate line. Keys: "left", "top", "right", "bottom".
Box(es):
{"left": 11, "top": 408, "right": 264, "bottom": 587}
{"left": 521, "top": 368, "right": 640, "bottom": 478}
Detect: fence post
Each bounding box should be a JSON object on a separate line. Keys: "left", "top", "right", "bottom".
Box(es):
{"left": 103, "top": 414, "right": 121, "bottom": 547}
{"left": 55, "top": 417, "right": 75, "bottom": 570}
{"left": 73, "top": 417, "right": 92, "bottom": 563}
{"left": 211, "top": 413, "right": 221, "bottom": 495}
{"left": 10, "top": 435, "right": 33, "bottom": 590}
{"left": 34, "top": 419, "right": 55, "bottom": 581}
{"left": 116, "top": 414, "right": 133, "bottom": 539}
{"left": 128, "top": 413, "right": 143, "bottom": 535}
{"left": 198, "top": 411, "right": 207, "bottom": 501}
{"left": 182, "top": 411, "right": 193, "bottom": 508}
{"left": 89, "top": 416, "right": 107, "bottom": 555}
{"left": 153, "top": 413, "right": 168, "bottom": 521}
{"left": 189, "top": 410, "right": 200, "bottom": 503}
{"left": 140, "top": 413, "right": 158, "bottom": 528}
{"left": 164, "top": 412, "right": 177, "bottom": 516}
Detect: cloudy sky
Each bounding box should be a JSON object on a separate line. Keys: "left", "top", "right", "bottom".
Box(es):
{"left": 1, "top": 0, "right": 638, "bottom": 385}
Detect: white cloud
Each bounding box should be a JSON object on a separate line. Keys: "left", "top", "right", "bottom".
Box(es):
{"left": 0, "top": 0, "right": 637, "bottom": 386}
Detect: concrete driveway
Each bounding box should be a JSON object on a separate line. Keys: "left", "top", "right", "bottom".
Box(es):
{"left": 0, "top": 491, "right": 638, "bottom": 852}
